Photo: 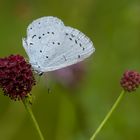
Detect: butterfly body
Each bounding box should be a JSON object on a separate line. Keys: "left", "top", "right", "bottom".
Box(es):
{"left": 23, "top": 16, "right": 95, "bottom": 73}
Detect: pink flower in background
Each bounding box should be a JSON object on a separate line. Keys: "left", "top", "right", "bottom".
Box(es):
{"left": 0, "top": 55, "right": 35, "bottom": 100}
{"left": 51, "top": 62, "right": 85, "bottom": 88}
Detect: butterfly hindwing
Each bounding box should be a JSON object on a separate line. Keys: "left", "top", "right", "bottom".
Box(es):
{"left": 41, "top": 26, "right": 94, "bottom": 72}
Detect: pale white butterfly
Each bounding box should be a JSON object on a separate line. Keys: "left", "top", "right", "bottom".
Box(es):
{"left": 22, "top": 16, "right": 95, "bottom": 75}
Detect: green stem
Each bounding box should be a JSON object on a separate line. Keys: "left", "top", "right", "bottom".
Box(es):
{"left": 90, "top": 90, "right": 125, "bottom": 140}
{"left": 22, "top": 98, "right": 45, "bottom": 140}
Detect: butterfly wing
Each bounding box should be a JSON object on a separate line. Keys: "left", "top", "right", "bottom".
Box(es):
{"left": 23, "top": 16, "right": 65, "bottom": 71}
{"left": 23, "top": 16, "right": 95, "bottom": 73}
{"left": 40, "top": 26, "right": 95, "bottom": 72}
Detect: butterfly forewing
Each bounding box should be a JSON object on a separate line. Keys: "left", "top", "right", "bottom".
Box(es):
{"left": 23, "top": 17, "right": 65, "bottom": 70}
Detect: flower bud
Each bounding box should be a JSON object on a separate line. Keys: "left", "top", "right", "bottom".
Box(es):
{"left": 120, "top": 70, "right": 140, "bottom": 92}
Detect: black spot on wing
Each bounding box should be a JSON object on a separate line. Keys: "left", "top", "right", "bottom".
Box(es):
{"left": 75, "top": 40, "right": 77, "bottom": 44}
{"left": 32, "top": 35, "right": 36, "bottom": 39}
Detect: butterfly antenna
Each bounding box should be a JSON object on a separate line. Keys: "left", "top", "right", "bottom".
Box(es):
{"left": 47, "top": 88, "right": 52, "bottom": 94}
{"left": 44, "top": 73, "right": 53, "bottom": 94}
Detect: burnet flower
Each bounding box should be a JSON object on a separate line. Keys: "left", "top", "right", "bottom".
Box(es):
{"left": 120, "top": 70, "right": 140, "bottom": 92}
{"left": 0, "top": 55, "right": 35, "bottom": 100}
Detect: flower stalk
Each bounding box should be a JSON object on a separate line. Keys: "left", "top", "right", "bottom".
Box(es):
{"left": 22, "top": 97, "right": 45, "bottom": 140}
{"left": 90, "top": 90, "right": 125, "bottom": 140}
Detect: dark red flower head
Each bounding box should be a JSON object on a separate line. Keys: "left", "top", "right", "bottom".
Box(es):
{"left": 120, "top": 70, "right": 140, "bottom": 92}
{"left": 0, "top": 55, "right": 35, "bottom": 100}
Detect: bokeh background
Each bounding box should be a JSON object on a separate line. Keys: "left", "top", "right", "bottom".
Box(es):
{"left": 0, "top": 0, "right": 140, "bottom": 140}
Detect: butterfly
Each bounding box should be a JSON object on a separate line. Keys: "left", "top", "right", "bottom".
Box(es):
{"left": 22, "top": 16, "right": 95, "bottom": 75}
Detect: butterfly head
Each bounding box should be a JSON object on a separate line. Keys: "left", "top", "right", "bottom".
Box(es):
{"left": 30, "top": 62, "right": 44, "bottom": 75}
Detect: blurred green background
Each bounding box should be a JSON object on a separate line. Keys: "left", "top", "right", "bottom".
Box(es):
{"left": 0, "top": 0, "right": 140, "bottom": 140}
